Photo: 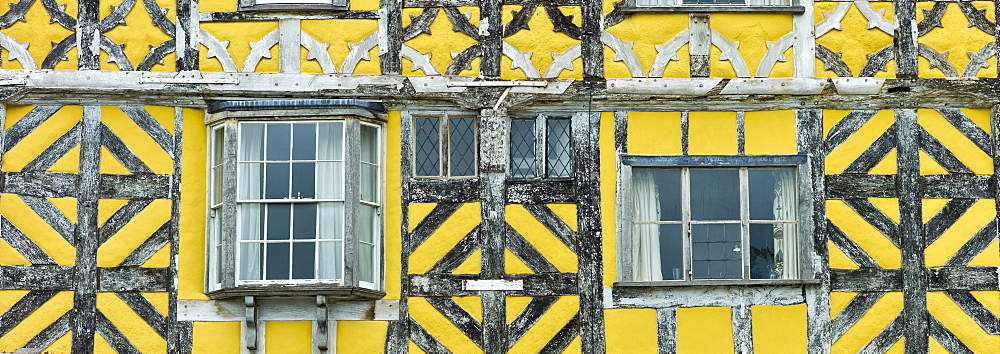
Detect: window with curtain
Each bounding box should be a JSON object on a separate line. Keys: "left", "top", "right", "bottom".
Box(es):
{"left": 630, "top": 166, "right": 799, "bottom": 281}
{"left": 207, "top": 117, "right": 383, "bottom": 297}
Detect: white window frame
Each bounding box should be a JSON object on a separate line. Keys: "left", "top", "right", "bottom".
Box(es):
{"left": 617, "top": 154, "right": 815, "bottom": 285}
{"left": 206, "top": 112, "right": 384, "bottom": 299}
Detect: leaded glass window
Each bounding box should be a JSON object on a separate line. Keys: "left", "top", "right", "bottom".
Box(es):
{"left": 509, "top": 114, "right": 573, "bottom": 179}
{"left": 413, "top": 113, "right": 477, "bottom": 178}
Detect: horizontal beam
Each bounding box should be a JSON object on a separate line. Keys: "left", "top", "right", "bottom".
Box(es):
{"left": 178, "top": 299, "right": 400, "bottom": 321}
{"left": 831, "top": 267, "right": 999, "bottom": 292}
{"left": 4, "top": 72, "right": 1000, "bottom": 110}
{"left": 1, "top": 172, "right": 172, "bottom": 199}
{"left": 623, "top": 154, "right": 807, "bottom": 166}
{"left": 408, "top": 273, "right": 578, "bottom": 297}
{"left": 0, "top": 265, "right": 170, "bottom": 291}
{"left": 611, "top": 283, "right": 811, "bottom": 308}
{"left": 826, "top": 174, "right": 994, "bottom": 199}
{"left": 506, "top": 179, "right": 576, "bottom": 204}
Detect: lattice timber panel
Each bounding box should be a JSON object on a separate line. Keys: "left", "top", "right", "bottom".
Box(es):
{"left": 0, "top": 104, "right": 186, "bottom": 352}
{"left": 824, "top": 108, "right": 1000, "bottom": 352}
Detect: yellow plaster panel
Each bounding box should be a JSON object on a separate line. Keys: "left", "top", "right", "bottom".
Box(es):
{"left": 502, "top": 6, "right": 581, "bottom": 80}
{"left": 919, "top": 109, "right": 993, "bottom": 175}
{"left": 969, "top": 238, "right": 999, "bottom": 267}
{"left": 676, "top": 307, "right": 734, "bottom": 353}
{"left": 100, "top": 0, "right": 176, "bottom": 72}
{"left": 689, "top": 111, "right": 737, "bottom": 155}
{"left": 710, "top": 14, "right": 794, "bottom": 78}
{"left": 0, "top": 237, "right": 30, "bottom": 265}
{"left": 744, "top": 110, "right": 796, "bottom": 155}
{"left": 0, "top": 3, "right": 75, "bottom": 70}
{"left": 98, "top": 292, "right": 166, "bottom": 353}
{"left": 409, "top": 203, "right": 436, "bottom": 232}
{"left": 200, "top": 22, "right": 280, "bottom": 73}
{"left": 454, "top": 249, "right": 482, "bottom": 273}
{"left": 301, "top": 19, "right": 381, "bottom": 75}
{"left": 0, "top": 195, "right": 76, "bottom": 265}
{"left": 0, "top": 291, "right": 74, "bottom": 352}
{"left": 605, "top": 308, "right": 658, "bottom": 352}
{"left": 2, "top": 105, "right": 82, "bottom": 173}
{"left": 928, "top": 291, "right": 1000, "bottom": 352}
{"left": 193, "top": 321, "right": 241, "bottom": 354}
{"left": 830, "top": 291, "right": 855, "bottom": 319}
{"left": 385, "top": 111, "right": 402, "bottom": 298}
{"left": 337, "top": 321, "right": 389, "bottom": 353}
{"left": 627, "top": 111, "right": 682, "bottom": 155}
{"left": 352, "top": 0, "right": 379, "bottom": 11}
{"left": 752, "top": 304, "right": 806, "bottom": 353}
{"left": 548, "top": 204, "right": 578, "bottom": 231}
{"left": 98, "top": 199, "right": 172, "bottom": 267}
{"left": 143, "top": 292, "right": 169, "bottom": 316}
{"left": 200, "top": 0, "right": 237, "bottom": 13}
{"left": 409, "top": 297, "right": 481, "bottom": 353}
{"left": 508, "top": 296, "right": 579, "bottom": 352}
{"left": 918, "top": 2, "right": 996, "bottom": 78}
{"left": 100, "top": 146, "right": 132, "bottom": 174}
{"left": 506, "top": 204, "right": 577, "bottom": 272}
{"left": 832, "top": 292, "right": 903, "bottom": 353}
{"left": 143, "top": 243, "right": 171, "bottom": 267}
{"left": 867, "top": 198, "right": 899, "bottom": 223}
{"left": 179, "top": 108, "right": 209, "bottom": 300}
{"left": 824, "top": 109, "right": 895, "bottom": 174}
{"left": 828, "top": 241, "right": 860, "bottom": 269}
{"left": 265, "top": 321, "right": 313, "bottom": 353}
{"left": 814, "top": 2, "right": 895, "bottom": 77}
{"left": 925, "top": 199, "right": 994, "bottom": 268}
{"left": 102, "top": 106, "right": 176, "bottom": 174}
{"left": 600, "top": 111, "right": 617, "bottom": 286}
{"left": 452, "top": 296, "right": 483, "bottom": 321}
{"left": 402, "top": 7, "right": 480, "bottom": 76}
{"left": 409, "top": 203, "right": 481, "bottom": 274}
{"left": 604, "top": 13, "right": 689, "bottom": 78}
{"left": 505, "top": 248, "right": 534, "bottom": 274}
{"left": 921, "top": 198, "right": 950, "bottom": 224}
{"left": 506, "top": 296, "right": 533, "bottom": 323}
{"left": 826, "top": 200, "right": 900, "bottom": 268}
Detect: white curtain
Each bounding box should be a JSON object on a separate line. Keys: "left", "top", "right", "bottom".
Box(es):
{"left": 238, "top": 126, "right": 263, "bottom": 281}
{"left": 772, "top": 169, "right": 797, "bottom": 279}
{"left": 632, "top": 170, "right": 663, "bottom": 281}
{"left": 317, "top": 123, "right": 345, "bottom": 280}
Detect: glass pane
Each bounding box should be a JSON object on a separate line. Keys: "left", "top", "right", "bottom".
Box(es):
{"left": 264, "top": 163, "right": 290, "bottom": 199}
{"left": 449, "top": 116, "right": 476, "bottom": 177}
{"left": 213, "top": 128, "right": 225, "bottom": 164}
{"left": 239, "top": 203, "right": 263, "bottom": 240}
{"left": 265, "top": 123, "right": 291, "bottom": 161}
{"left": 359, "top": 204, "right": 377, "bottom": 243}
{"left": 238, "top": 163, "right": 263, "bottom": 200}
{"left": 292, "top": 203, "right": 317, "bottom": 239}
{"left": 546, "top": 118, "right": 572, "bottom": 178}
{"left": 318, "top": 202, "right": 344, "bottom": 240}
{"left": 510, "top": 118, "right": 536, "bottom": 178}
{"left": 318, "top": 122, "right": 344, "bottom": 160}
{"left": 361, "top": 124, "right": 378, "bottom": 164}
{"left": 414, "top": 116, "right": 440, "bottom": 177}
{"left": 750, "top": 223, "right": 794, "bottom": 279}
{"left": 691, "top": 223, "right": 741, "bottom": 279}
{"left": 360, "top": 163, "right": 377, "bottom": 203}
{"left": 359, "top": 243, "right": 374, "bottom": 283}
{"left": 291, "top": 162, "right": 315, "bottom": 199}
{"left": 239, "top": 242, "right": 262, "bottom": 281}
{"left": 632, "top": 224, "right": 683, "bottom": 281}
{"left": 292, "top": 123, "right": 316, "bottom": 160}
{"left": 212, "top": 165, "right": 223, "bottom": 204}
{"left": 318, "top": 241, "right": 343, "bottom": 280}
{"left": 266, "top": 204, "right": 291, "bottom": 240}
{"left": 292, "top": 242, "right": 315, "bottom": 279}
{"left": 690, "top": 168, "right": 740, "bottom": 221}
{"left": 265, "top": 242, "right": 290, "bottom": 280}
{"left": 632, "top": 168, "right": 681, "bottom": 221}
{"left": 749, "top": 168, "right": 797, "bottom": 221}
{"left": 316, "top": 162, "right": 343, "bottom": 199}
{"left": 240, "top": 124, "right": 264, "bottom": 161}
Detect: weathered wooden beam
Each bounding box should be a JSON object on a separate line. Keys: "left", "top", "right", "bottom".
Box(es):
{"left": 408, "top": 273, "right": 578, "bottom": 297}
{"left": 72, "top": 105, "right": 101, "bottom": 353}
{"left": 95, "top": 310, "right": 141, "bottom": 353}
{"left": 407, "top": 202, "right": 462, "bottom": 255}
{"left": 573, "top": 111, "right": 605, "bottom": 353}
{"left": 0, "top": 217, "right": 56, "bottom": 265}
{"left": 580, "top": 0, "right": 602, "bottom": 78}
{"left": 860, "top": 312, "right": 904, "bottom": 353}
{"left": 426, "top": 297, "right": 484, "bottom": 348}
{"left": 612, "top": 283, "right": 809, "bottom": 308}
{"left": 479, "top": 107, "right": 507, "bottom": 354}
{"left": 798, "top": 108, "right": 831, "bottom": 354}
{"left": 506, "top": 225, "right": 559, "bottom": 273}
{"left": 826, "top": 220, "right": 880, "bottom": 268}
{"left": 540, "top": 313, "right": 579, "bottom": 352}
{"left": 897, "top": 108, "right": 928, "bottom": 353}
{"left": 426, "top": 226, "right": 480, "bottom": 274}
{"left": 0, "top": 290, "right": 58, "bottom": 337}
{"left": 408, "top": 178, "right": 481, "bottom": 203}
{"left": 403, "top": 0, "right": 580, "bottom": 6}
{"left": 408, "top": 317, "right": 449, "bottom": 353}
{"left": 928, "top": 266, "right": 1000, "bottom": 291}
{"left": 98, "top": 199, "right": 155, "bottom": 245}
{"left": 23, "top": 310, "right": 73, "bottom": 350}
{"left": 829, "top": 268, "right": 902, "bottom": 292}
{"left": 98, "top": 173, "right": 172, "bottom": 199}
{"left": 379, "top": 0, "right": 402, "bottom": 74}
{"left": 656, "top": 308, "right": 677, "bottom": 354}
{"left": 922, "top": 174, "right": 993, "bottom": 199}
{"left": 97, "top": 267, "right": 171, "bottom": 292}
{"left": 2, "top": 171, "right": 78, "bottom": 198}
{"left": 894, "top": 0, "right": 918, "bottom": 78}
{"left": 0, "top": 265, "right": 76, "bottom": 290}
{"left": 505, "top": 179, "right": 575, "bottom": 204}
{"left": 200, "top": 10, "right": 379, "bottom": 21}
{"left": 831, "top": 292, "right": 885, "bottom": 341}
{"left": 945, "top": 290, "right": 1000, "bottom": 335}
{"left": 178, "top": 299, "right": 400, "bottom": 321}
{"left": 924, "top": 199, "right": 976, "bottom": 246}
{"left": 944, "top": 219, "right": 997, "bottom": 267}
{"left": 928, "top": 315, "right": 973, "bottom": 353}
{"left": 522, "top": 203, "right": 576, "bottom": 252}
{"left": 116, "top": 292, "right": 168, "bottom": 339}
{"left": 175, "top": 0, "right": 199, "bottom": 70}
{"left": 507, "top": 296, "right": 558, "bottom": 348}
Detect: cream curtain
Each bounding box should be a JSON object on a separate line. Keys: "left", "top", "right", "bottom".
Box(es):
{"left": 772, "top": 169, "right": 797, "bottom": 279}
{"left": 238, "top": 126, "right": 264, "bottom": 281}
{"left": 632, "top": 170, "right": 663, "bottom": 281}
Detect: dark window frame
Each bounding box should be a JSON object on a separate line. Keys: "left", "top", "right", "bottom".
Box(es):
{"left": 411, "top": 111, "right": 479, "bottom": 179}
{"left": 508, "top": 113, "right": 574, "bottom": 180}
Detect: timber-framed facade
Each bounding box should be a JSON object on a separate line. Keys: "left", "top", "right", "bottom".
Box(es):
{"left": 1, "top": 0, "right": 999, "bottom": 352}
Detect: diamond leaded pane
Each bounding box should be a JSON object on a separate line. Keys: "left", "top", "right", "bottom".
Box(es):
{"left": 510, "top": 118, "right": 536, "bottom": 178}
{"left": 414, "top": 116, "right": 440, "bottom": 177}
{"left": 547, "top": 118, "right": 572, "bottom": 178}
{"left": 449, "top": 116, "right": 476, "bottom": 177}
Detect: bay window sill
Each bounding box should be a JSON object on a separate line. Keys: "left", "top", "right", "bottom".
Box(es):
{"left": 206, "top": 284, "right": 385, "bottom": 300}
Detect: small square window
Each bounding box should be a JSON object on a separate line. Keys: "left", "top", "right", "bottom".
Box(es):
{"left": 412, "top": 113, "right": 478, "bottom": 179}
{"left": 620, "top": 155, "right": 809, "bottom": 283}
{"left": 509, "top": 114, "right": 573, "bottom": 179}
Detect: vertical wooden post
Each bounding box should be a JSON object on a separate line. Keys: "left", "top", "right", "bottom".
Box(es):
{"left": 689, "top": 14, "right": 711, "bottom": 78}
{"left": 792, "top": 0, "right": 816, "bottom": 78}
{"left": 656, "top": 308, "right": 677, "bottom": 354}
{"left": 386, "top": 111, "right": 414, "bottom": 353}
{"left": 77, "top": 0, "right": 99, "bottom": 70}
{"left": 896, "top": 108, "right": 927, "bottom": 352}
{"left": 479, "top": 107, "right": 508, "bottom": 353}
{"left": 574, "top": 111, "right": 605, "bottom": 353}
{"left": 176, "top": 0, "right": 200, "bottom": 71}
{"left": 72, "top": 105, "right": 101, "bottom": 352}
{"left": 894, "top": 0, "right": 918, "bottom": 78}
{"left": 581, "top": 0, "right": 603, "bottom": 79}
{"left": 168, "top": 106, "right": 186, "bottom": 352}
{"left": 479, "top": 0, "right": 502, "bottom": 78}
{"left": 798, "top": 109, "right": 831, "bottom": 354}
{"left": 279, "top": 19, "right": 302, "bottom": 74}
{"left": 380, "top": 0, "right": 402, "bottom": 74}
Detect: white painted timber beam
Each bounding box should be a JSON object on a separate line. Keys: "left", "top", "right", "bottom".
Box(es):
{"left": 178, "top": 299, "right": 400, "bottom": 322}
